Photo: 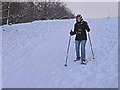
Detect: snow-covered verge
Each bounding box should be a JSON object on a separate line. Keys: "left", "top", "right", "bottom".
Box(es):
{"left": 2, "top": 17, "right": 118, "bottom": 88}
{"left": 0, "top": 26, "right": 2, "bottom": 90}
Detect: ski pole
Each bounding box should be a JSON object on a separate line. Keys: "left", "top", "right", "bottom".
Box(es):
{"left": 64, "top": 35, "right": 71, "bottom": 66}
{"left": 88, "top": 33, "right": 95, "bottom": 59}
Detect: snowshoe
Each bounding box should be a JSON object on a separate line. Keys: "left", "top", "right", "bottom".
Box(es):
{"left": 81, "top": 59, "right": 88, "bottom": 65}
{"left": 74, "top": 57, "right": 81, "bottom": 62}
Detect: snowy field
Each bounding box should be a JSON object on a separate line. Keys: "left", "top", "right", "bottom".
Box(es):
{"left": 2, "top": 17, "right": 118, "bottom": 88}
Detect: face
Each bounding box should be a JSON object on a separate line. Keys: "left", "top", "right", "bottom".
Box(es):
{"left": 77, "top": 17, "right": 81, "bottom": 22}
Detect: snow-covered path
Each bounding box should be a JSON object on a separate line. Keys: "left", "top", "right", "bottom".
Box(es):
{"left": 2, "top": 18, "right": 118, "bottom": 88}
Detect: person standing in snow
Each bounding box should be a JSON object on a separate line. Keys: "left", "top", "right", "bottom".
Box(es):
{"left": 70, "top": 14, "right": 90, "bottom": 64}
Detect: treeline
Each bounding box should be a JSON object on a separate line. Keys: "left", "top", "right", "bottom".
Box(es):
{"left": 2, "top": 2, "right": 75, "bottom": 25}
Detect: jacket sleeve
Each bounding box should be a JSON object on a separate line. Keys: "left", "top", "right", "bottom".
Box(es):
{"left": 70, "top": 24, "right": 76, "bottom": 35}
{"left": 73, "top": 24, "right": 77, "bottom": 34}
{"left": 84, "top": 21, "right": 90, "bottom": 32}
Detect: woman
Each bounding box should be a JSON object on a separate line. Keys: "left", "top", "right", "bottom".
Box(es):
{"left": 70, "top": 14, "right": 90, "bottom": 64}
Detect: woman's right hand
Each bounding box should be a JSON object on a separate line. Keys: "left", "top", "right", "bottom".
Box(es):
{"left": 70, "top": 30, "right": 74, "bottom": 36}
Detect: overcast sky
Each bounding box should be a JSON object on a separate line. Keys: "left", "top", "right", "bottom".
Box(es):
{"left": 64, "top": 2, "right": 118, "bottom": 18}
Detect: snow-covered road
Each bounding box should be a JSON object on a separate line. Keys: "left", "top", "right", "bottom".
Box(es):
{"left": 2, "top": 18, "right": 118, "bottom": 88}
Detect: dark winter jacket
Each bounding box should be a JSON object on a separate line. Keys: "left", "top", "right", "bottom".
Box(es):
{"left": 70, "top": 20, "right": 90, "bottom": 41}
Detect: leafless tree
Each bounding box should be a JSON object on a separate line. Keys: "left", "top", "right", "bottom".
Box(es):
{"left": 2, "top": 1, "right": 75, "bottom": 25}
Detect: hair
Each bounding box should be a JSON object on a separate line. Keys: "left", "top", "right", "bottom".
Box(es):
{"left": 76, "top": 14, "right": 83, "bottom": 22}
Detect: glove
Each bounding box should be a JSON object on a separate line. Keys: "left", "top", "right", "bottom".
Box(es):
{"left": 70, "top": 30, "right": 74, "bottom": 36}
{"left": 87, "top": 29, "right": 90, "bottom": 32}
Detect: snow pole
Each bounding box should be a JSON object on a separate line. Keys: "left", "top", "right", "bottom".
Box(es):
{"left": 88, "top": 32, "right": 95, "bottom": 59}
{"left": 64, "top": 35, "right": 71, "bottom": 66}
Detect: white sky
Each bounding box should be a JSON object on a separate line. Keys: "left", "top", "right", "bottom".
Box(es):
{"left": 64, "top": 2, "right": 118, "bottom": 18}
